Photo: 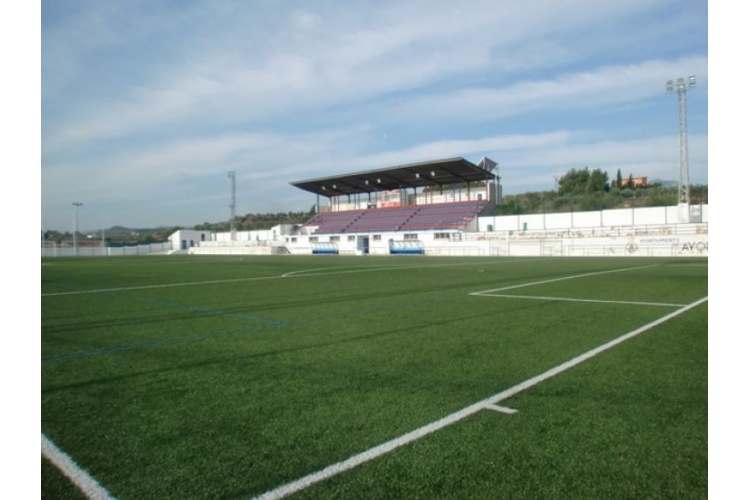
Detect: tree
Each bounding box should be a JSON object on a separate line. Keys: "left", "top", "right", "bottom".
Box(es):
{"left": 588, "top": 168, "right": 610, "bottom": 193}
{"left": 558, "top": 167, "right": 609, "bottom": 195}
{"left": 616, "top": 169, "right": 623, "bottom": 189}
{"left": 495, "top": 197, "right": 523, "bottom": 215}
{"left": 558, "top": 168, "right": 588, "bottom": 195}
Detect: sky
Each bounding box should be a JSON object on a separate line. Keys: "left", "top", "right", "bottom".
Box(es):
{"left": 37, "top": 0, "right": 709, "bottom": 231}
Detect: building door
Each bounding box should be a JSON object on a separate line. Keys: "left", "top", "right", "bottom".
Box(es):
{"left": 358, "top": 236, "right": 370, "bottom": 254}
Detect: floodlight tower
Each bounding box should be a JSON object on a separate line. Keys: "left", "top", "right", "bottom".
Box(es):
{"left": 666, "top": 76, "right": 696, "bottom": 211}
{"left": 228, "top": 171, "right": 237, "bottom": 241}
{"left": 477, "top": 157, "right": 501, "bottom": 206}
{"left": 72, "top": 202, "right": 82, "bottom": 255}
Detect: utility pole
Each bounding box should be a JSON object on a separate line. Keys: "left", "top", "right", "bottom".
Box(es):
{"left": 72, "top": 202, "right": 83, "bottom": 255}
{"left": 228, "top": 171, "right": 237, "bottom": 241}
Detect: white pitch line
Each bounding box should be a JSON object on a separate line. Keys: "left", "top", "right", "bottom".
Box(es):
{"left": 281, "top": 258, "right": 542, "bottom": 279}
{"left": 41, "top": 275, "right": 283, "bottom": 297}
{"left": 43, "top": 258, "right": 539, "bottom": 297}
{"left": 473, "top": 293, "right": 686, "bottom": 308}
{"left": 42, "top": 433, "right": 117, "bottom": 500}
{"left": 484, "top": 404, "right": 518, "bottom": 414}
{"left": 252, "top": 295, "right": 707, "bottom": 500}
{"left": 282, "top": 265, "right": 411, "bottom": 278}
{"left": 282, "top": 267, "right": 342, "bottom": 278}
{"left": 469, "top": 264, "right": 659, "bottom": 296}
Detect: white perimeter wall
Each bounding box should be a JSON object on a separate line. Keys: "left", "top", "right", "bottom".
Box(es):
{"left": 41, "top": 241, "right": 173, "bottom": 257}
{"left": 174, "top": 205, "right": 709, "bottom": 258}
{"left": 483, "top": 205, "right": 707, "bottom": 232}
{"left": 278, "top": 226, "right": 707, "bottom": 257}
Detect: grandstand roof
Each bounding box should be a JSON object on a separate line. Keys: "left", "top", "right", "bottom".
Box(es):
{"left": 290, "top": 157, "right": 496, "bottom": 198}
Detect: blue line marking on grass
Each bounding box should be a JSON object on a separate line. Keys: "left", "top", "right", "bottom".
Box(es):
{"left": 46, "top": 281, "right": 287, "bottom": 327}
{"left": 41, "top": 324, "right": 282, "bottom": 363}
{"left": 41, "top": 264, "right": 560, "bottom": 364}
{"left": 42, "top": 283, "right": 291, "bottom": 363}
{"left": 120, "top": 294, "right": 288, "bottom": 327}
{"left": 41, "top": 287, "right": 468, "bottom": 364}
{"left": 40, "top": 294, "right": 455, "bottom": 364}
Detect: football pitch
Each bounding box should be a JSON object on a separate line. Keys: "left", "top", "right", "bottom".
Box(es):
{"left": 41, "top": 255, "right": 708, "bottom": 499}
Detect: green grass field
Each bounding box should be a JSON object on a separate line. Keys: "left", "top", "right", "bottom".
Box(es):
{"left": 41, "top": 255, "right": 708, "bottom": 499}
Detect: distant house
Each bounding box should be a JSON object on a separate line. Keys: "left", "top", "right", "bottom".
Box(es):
{"left": 613, "top": 176, "right": 648, "bottom": 188}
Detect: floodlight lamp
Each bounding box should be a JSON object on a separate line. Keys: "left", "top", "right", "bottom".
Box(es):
{"left": 415, "top": 173, "right": 420, "bottom": 178}
{"left": 364, "top": 180, "right": 369, "bottom": 185}
{"left": 689, "top": 75, "right": 696, "bottom": 88}
{"left": 332, "top": 184, "right": 337, "bottom": 189}
{"left": 376, "top": 178, "right": 381, "bottom": 183}
{"left": 666, "top": 80, "right": 674, "bottom": 92}
{"left": 430, "top": 171, "right": 435, "bottom": 176}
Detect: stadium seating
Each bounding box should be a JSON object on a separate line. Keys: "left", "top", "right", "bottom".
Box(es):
{"left": 346, "top": 205, "right": 421, "bottom": 233}
{"left": 399, "top": 201, "right": 487, "bottom": 231}
{"left": 303, "top": 209, "right": 366, "bottom": 233}
{"left": 302, "top": 201, "right": 487, "bottom": 234}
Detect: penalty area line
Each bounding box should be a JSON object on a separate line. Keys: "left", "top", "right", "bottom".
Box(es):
{"left": 472, "top": 293, "right": 686, "bottom": 308}
{"left": 42, "top": 433, "right": 117, "bottom": 500}
{"left": 469, "top": 264, "right": 659, "bottom": 296}
{"left": 252, "top": 295, "right": 707, "bottom": 500}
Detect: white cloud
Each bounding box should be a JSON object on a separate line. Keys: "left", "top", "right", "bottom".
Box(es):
{"left": 381, "top": 56, "right": 708, "bottom": 124}
{"left": 43, "top": 0, "right": 694, "bottom": 148}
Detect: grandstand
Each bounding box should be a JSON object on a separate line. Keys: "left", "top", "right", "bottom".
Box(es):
{"left": 293, "top": 157, "right": 495, "bottom": 233}
{"left": 272, "top": 157, "right": 495, "bottom": 255}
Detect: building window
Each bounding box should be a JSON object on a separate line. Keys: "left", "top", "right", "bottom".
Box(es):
{"left": 330, "top": 236, "right": 340, "bottom": 242}
{"left": 309, "top": 236, "right": 318, "bottom": 242}
{"left": 434, "top": 232, "right": 450, "bottom": 240}
{"left": 373, "top": 235, "right": 382, "bottom": 241}
{"left": 404, "top": 233, "right": 418, "bottom": 240}
{"left": 348, "top": 235, "right": 356, "bottom": 241}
